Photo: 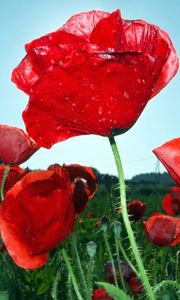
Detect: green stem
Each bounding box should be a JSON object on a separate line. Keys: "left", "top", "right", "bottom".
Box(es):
{"left": 72, "top": 233, "right": 90, "bottom": 300}
{"left": 176, "top": 250, "right": 180, "bottom": 282}
{"left": 103, "top": 231, "right": 119, "bottom": 288}
{"left": 52, "top": 270, "right": 60, "bottom": 300}
{"left": 108, "top": 191, "right": 114, "bottom": 217}
{"left": 118, "top": 240, "right": 139, "bottom": 277}
{"left": 114, "top": 235, "right": 126, "bottom": 291}
{"left": 61, "top": 248, "right": 83, "bottom": 300}
{"left": 0, "top": 165, "right": 10, "bottom": 201}
{"left": 68, "top": 274, "right": 74, "bottom": 300}
{"left": 87, "top": 257, "right": 94, "bottom": 296}
{"left": 109, "top": 136, "right": 156, "bottom": 300}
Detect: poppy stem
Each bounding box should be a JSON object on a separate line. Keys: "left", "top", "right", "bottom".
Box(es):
{"left": 118, "top": 240, "right": 139, "bottom": 277}
{"left": 52, "top": 270, "right": 60, "bottom": 300}
{"left": 103, "top": 231, "right": 119, "bottom": 288}
{"left": 114, "top": 234, "right": 126, "bottom": 292}
{"left": 71, "top": 233, "right": 90, "bottom": 300}
{"left": 87, "top": 257, "right": 95, "bottom": 296}
{"left": 109, "top": 136, "right": 156, "bottom": 300}
{"left": 0, "top": 165, "right": 10, "bottom": 201}
{"left": 61, "top": 248, "right": 84, "bottom": 300}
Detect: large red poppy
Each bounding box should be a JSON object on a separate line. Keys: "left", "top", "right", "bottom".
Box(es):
{"left": 144, "top": 213, "right": 180, "bottom": 246}
{"left": 0, "top": 125, "right": 39, "bottom": 165}
{"left": 48, "top": 163, "right": 98, "bottom": 213}
{"left": 162, "top": 186, "right": 180, "bottom": 216}
{"left": 0, "top": 168, "right": 75, "bottom": 269}
{"left": 12, "top": 10, "right": 178, "bottom": 148}
{"left": 153, "top": 138, "right": 180, "bottom": 186}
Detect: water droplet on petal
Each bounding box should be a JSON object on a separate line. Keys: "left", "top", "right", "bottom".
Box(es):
{"left": 65, "top": 96, "right": 71, "bottom": 101}
{"left": 123, "top": 91, "right": 130, "bottom": 99}
{"left": 98, "top": 106, "right": 103, "bottom": 115}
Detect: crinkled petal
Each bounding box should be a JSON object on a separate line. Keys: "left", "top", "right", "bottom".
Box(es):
{"left": 11, "top": 55, "right": 39, "bottom": 95}
{"left": 90, "top": 10, "right": 126, "bottom": 51}
{"left": 0, "top": 125, "right": 39, "bottom": 165}
{"left": 22, "top": 51, "right": 164, "bottom": 148}
{"left": 122, "top": 19, "right": 179, "bottom": 98}
{"left": 153, "top": 138, "right": 180, "bottom": 186}
{"left": 61, "top": 10, "right": 109, "bottom": 40}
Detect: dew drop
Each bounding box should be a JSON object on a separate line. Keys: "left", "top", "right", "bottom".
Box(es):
{"left": 91, "top": 96, "right": 97, "bottom": 101}
{"left": 65, "top": 96, "right": 71, "bottom": 101}
{"left": 98, "top": 106, "right": 103, "bottom": 115}
{"left": 123, "top": 91, "right": 130, "bottom": 99}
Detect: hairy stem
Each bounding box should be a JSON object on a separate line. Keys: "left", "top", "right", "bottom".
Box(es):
{"left": 72, "top": 233, "right": 90, "bottom": 300}
{"left": 61, "top": 248, "right": 83, "bottom": 300}
{"left": 103, "top": 231, "right": 119, "bottom": 288}
{"left": 109, "top": 136, "right": 156, "bottom": 300}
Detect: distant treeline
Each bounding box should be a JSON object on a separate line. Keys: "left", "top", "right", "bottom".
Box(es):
{"left": 92, "top": 168, "right": 173, "bottom": 185}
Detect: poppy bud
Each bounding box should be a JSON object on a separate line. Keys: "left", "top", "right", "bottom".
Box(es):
{"left": 87, "top": 241, "right": 97, "bottom": 258}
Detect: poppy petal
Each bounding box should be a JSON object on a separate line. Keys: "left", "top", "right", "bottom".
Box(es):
{"left": 48, "top": 164, "right": 97, "bottom": 213}
{"left": 90, "top": 10, "right": 126, "bottom": 51}
{"left": 144, "top": 213, "right": 180, "bottom": 246}
{"left": 162, "top": 193, "right": 176, "bottom": 216}
{"left": 153, "top": 138, "right": 180, "bottom": 186}
{"left": 0, "top": 125, "right": 39, "bottom": 165}
{"left": 64, "top": 164, "right": 97, "bottom": 198}
{"left": 61, "top": 10, "right": 110, "bottom": 40}
{"left": 0, "top": 169, "right": 75, "bottom": 269}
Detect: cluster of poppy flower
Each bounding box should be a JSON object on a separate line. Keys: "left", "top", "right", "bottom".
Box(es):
{"left": 0, "top": 7, "right": 179, "bottom": 300}
{"left": 0, "top": 125, "right": 98, "bottom": 269}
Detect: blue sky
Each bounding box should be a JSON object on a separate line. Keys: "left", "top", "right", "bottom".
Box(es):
{"left": 0, "top": 0, "right": 179, "bottom": 178}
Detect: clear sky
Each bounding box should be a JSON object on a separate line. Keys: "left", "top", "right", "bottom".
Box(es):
{"left": 0, "top": 0, "right": 179, "bottom": 179}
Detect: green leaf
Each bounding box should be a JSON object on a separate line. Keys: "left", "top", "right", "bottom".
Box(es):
{"left": 36, "top": 279, "right": 50, "bottom": 296}
{"left": 96, "top": 282, "right": 133, "bottom": 300}
{"left": 154, "top": 280, "right": 180, "bottom": 294}
{"left": 0, "top": 292, "right": 9, "bottom": 300}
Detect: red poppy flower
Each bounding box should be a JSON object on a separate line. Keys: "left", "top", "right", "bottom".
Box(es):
{"left": 127, "top": 200, "right": 146, "bottom": 221}
{"left": 144, "top": 213, "right": 180, "bottom": 246}
{"left": 48, "top": 163, "right": 97, "bottom": 213}
{"left": 0, "top": 164, "right": 27, "bottom": 195}
{"left": 12, "top": 10, "right": 178, "bottom": 148}
{"left": 105, "top": 260, "right": 133, "bottom": 284}
{"left": 0, "top": 125, "right": 39, "bottom": 165}
{"left": 0, "top": 168, "right": 75, "bottom": 269}
{"left": 92, "top": 288, "right": 114, "bottom": 300}
{"left": 128, "top": 274, "right": 144, "bottom": 293}
{"left": 153, "top": 138, "right": 180, "bottom": 186}
{"left": 163, "top": 187, "right": 180, "bottom": 216}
